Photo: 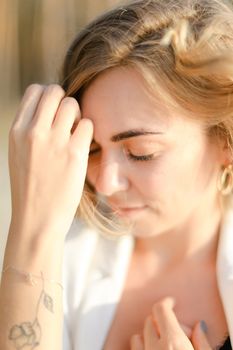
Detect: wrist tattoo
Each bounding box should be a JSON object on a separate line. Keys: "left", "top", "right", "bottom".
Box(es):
{"left": 8, "top": 272, "right": 54, "bottom": 349}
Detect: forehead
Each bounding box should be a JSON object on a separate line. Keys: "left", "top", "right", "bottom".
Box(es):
{"left": 81, "top": 67, "right": 170, "bottom": 137}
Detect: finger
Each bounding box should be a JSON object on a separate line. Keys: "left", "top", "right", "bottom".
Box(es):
{"left": 130, "top": 334, "right": 144, "bottom": 350}
{"left": 152, "top": 297, "right": 184, "bottom": 338}
{"left": 52, "top": 97, "right": 81, "bottom": 136}
{"left": 31, "top": 84, "right": 65, "bottom": 130}
{"left": 143, "top": 316, "right": 159, "bottom": 349}
{"left": 12, "top": 84, "right": 45, "bottom": 129}
{"left": 180, "top": 323, "right": 192, "bottom": 339}
{"left": 71, "top": 118, "right": 93, "bottom": 150}
{"left": 192, "top": 322, "right": 212, "bottom": 350}
{"left": 69, "top": 118, "right": 95, "bottom": 207}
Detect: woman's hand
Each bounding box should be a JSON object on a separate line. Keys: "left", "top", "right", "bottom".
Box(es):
{"left": 8, "top": 84, "right": 93, "bottom": 240}
{"left": 130, "top": 298, "right": 212, "bottom": 350}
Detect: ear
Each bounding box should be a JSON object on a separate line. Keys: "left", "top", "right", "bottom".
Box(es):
{"left": 216, "top": 137, "right": 233, "bottom": 166}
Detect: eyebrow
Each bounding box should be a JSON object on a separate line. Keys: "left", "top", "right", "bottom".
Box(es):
{"left": 91, "top": 129, "right": 164, "bottom": 145}
{"left": 110, "top": 129, "right": 164, "bottom": 142}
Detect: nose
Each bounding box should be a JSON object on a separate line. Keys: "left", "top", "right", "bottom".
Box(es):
{"left": 94, "top": 158, "right": 129, "bottom": 197}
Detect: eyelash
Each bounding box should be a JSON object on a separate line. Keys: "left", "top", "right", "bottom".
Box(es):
{"left": 89, "top": 149, "right": 155, "bottom": 162}
{"left": 126, "top": 153, "right": 155, "bottom": 161}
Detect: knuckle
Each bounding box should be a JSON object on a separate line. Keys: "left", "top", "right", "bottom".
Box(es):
{"left": 45, "top": 84, "right": 65, "bottom": 97}
{"left": 61, "top": 96, "right": 80, "bottom": 110}
{"left": 68, "top": 146, "right": 83, "bottom": 160}
{"left": 27, "top": 127, "right": 45, "bottom": 143}
{"left": 25, "top": 84, "right": 44, "bottom": 95}
{"left": 9, "top": 124, "right": 21, "bottom": 138}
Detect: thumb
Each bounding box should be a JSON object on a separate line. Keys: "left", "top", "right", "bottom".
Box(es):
{"left": 192, "top": 321, "right": 212, "bottom": 350}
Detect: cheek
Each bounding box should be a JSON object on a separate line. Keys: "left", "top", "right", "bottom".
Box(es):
{"left": 133, "top": 155, "right": 197, "bottom": 204}
{"left": 153, "top": 146, "right": 219, "bottom": 205}
{"left": 130, "top": 162, "right": 166, "bottom": 199}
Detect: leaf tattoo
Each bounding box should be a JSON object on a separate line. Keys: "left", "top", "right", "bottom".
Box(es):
{"left": 43, "top": 293, "right": 54, "bottom": 313}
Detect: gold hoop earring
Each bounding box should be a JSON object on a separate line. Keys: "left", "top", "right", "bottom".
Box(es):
{"left": 218, "top": 164, "right": 233, "bottom": 196}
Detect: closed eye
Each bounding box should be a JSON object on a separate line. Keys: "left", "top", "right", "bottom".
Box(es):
{"left": 126, "top": 152, "right": 155, "bottom": 161}
{"left": 89, "top": 148, "right": 156, "bottom": 162}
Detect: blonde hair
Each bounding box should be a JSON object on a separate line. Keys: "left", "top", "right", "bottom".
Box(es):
{"left": 61, "top": 0, "right": 233, "bottom": 235}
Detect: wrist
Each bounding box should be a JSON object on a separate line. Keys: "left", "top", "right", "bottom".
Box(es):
{"left": 3, "top": 225, "right": 65, "bottom": 280}
{"left": 9, "top": 215, "right": 71, "bottom": 244}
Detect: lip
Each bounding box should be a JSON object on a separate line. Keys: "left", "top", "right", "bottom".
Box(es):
{"left": 114, "top": 206, "right": 147, "bottom": 218}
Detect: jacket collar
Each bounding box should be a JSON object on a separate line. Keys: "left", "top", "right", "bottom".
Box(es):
{"left": 64, "top": 207, "right": 233, "bottom": 349}
{"left": 217, "top": 206, "right": 233, "bottom": 346}
{"left": 73, "top": 233, "right": 134, "bottom": 349}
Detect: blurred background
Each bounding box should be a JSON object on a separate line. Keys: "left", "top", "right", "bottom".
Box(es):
{"left": 0, "top": 0, "right": 123, "bottom": 266}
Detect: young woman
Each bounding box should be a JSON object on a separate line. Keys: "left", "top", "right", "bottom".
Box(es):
{"left": 1, "top": 0, "right": 233, "bottom": 349}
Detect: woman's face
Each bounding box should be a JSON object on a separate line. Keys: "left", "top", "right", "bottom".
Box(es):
{"left": 81, "top": 67, "right": 224, "bottom": 238}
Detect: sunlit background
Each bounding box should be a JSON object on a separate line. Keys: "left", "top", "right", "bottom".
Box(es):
{"left": 0, "top": 0, "right": 123, "bottom": 267}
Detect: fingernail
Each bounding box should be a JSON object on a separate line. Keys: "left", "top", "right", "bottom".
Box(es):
{"left": 200, "top": 320, "right": 208, "bottom": 334}
{"left": 163, "top": 296, "right": 176, "bottom": 307}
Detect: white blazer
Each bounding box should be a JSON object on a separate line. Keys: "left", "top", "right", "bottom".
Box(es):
{"left": 62, "top": 208, "right": 233, "bottom": 350}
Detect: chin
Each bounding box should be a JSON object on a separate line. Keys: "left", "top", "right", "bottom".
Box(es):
{"left": 128, "top": 221, "right": 157, "bottom": 238}
{"left": 129, "top": 215, "right": 168, "bottom": 238}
